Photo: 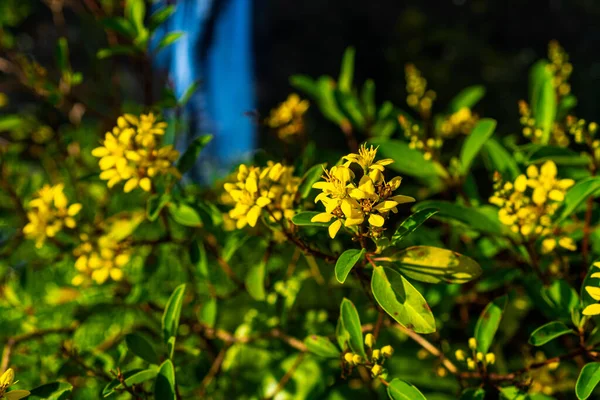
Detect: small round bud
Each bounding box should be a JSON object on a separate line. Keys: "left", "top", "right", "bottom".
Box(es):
{"left": 455, "top": 350, "right": 466, "bottom": 361}
{"left": 467, "top": 358, "right": 476, "bottom": 370}
{"left": 485, "top": 353, "right": 495, "bottom": 365}
{"left": 364, "top": 333, "right": 375, "bottom": 348}
{"left": 476, "top": 352, "right": 484, "bottom": 362}
{"left": 381, "top": 345, "right": 394, "bottom": 358}
{"left": 371, "top": 364, "right": 383, "bottom": 377}
{"left": 344, "top": 353, "right": 354, "bottom": 364}
{"left": 352, "top": 354, "right": 363, "bottom": 365}
{"left": 468, "top": 337, "right": 477, "bottom": 350}
{"left": 372, "top": 349, "right": 381, "bottom": 361}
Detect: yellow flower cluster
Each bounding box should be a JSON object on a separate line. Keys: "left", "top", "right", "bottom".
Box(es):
{"left": 518, "top": 100, "right": 569, "bottom": 146}
{"left": 440, "top": 107, "right": 478, "bottom": 137}
{"left": 311, "top": 144, "right": 414, "bottom": 239}
{"left": 405, "top": 64, "right": 436, "bottom": 118}
{"left": 265, "top": 93, "right": 309, "bottom": 140}
{"left": 71, "top": 233, "right": 131, "bottom": 286}
{"left": 343, "top": 334, "right": 393, "bottom": 378}
{"left": 547, "top": 40, "right": 572, "bottom": 100}
{"left": 398, "top": 115, "right": 442, "bottom": 161}
{"left": 223, "top": 162, "right": 301, "bottom": 229}
{"left": 565, "top": 116, "right": 600, "bottom": 164}
{"left": 23, "top": 184, "right": 82, "bottom": 248}
{"left": 92, "top": 113, "right": 180, "bottom": 193}
{"left": 489, "top": 161, "right": 575, "bottom": 253}
{"left": 582, "top": 261, "right": 600, "bottom": 316}
{"left": 455, "top": 338, "right": 495, "bottom": 371}
{"left": 0, "top": 368, "right": 29, "bottom": 400}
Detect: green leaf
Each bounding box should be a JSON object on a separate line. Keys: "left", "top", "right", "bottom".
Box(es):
{"left": 167, "top": 202, "right": 202, "bottom": 227}
{"left": 177, "top": 134, "right": 213, "bottom": 174}
{"left": 149, "top": 5, "right": 175, "bottom": 32}
{"left": 101, "top": 17, "right": 136, "bottom": 38}
{"left": 449, "top": 85, "right": 486, "bottom": 113}
{"left": 371, "top": 266, "right": 436, "bottom": 334}
{"left": 335, "top": 249, "right": 365, "bottom": 284}
{"left": 391, "top": 208, "right": 438, "bottom": 245}
{"left": 0, "top": 115, "right": 24, "bottom": 132}
{"left": 245, "top": 258, "right": 266, "bottom": 301}
{"left": 460, "top": 388, "right": 486, "bottom": 400}
{"left": 413, "top": 201, "right": 505, "bottom": 236}
{"left": 529, "top": 321, "right": 574, "bottom": 346}
{"left": 146, "top": 193, "right": 170, "bottom": 221}
{"left": 315, "top": 76, "right": 346, "bottom": 124}
{"left": 291, "top": 211, "right": 331, "bottom": 227}
{"left": 162, "top": 284, "right": 186, "bottom": 343}
{"left": 299, "top": 163, "right": 326, "bottom": 199}
{"left": 198, "top": 297, "right": 217, "bottom": 328}
{"left": 338, "top": 47, "right": 355, "bottom": 92}
{"left": 555, "top": 177, "right": 600, "bottom": 224}
{"left": 361, "top": 79, "right": 376, "bottom": 117}
{"left": 304, "top": 335, "right": 341, "bottom": 358}
{"left": 29, "top": 382, "right": 72, "bottom": 399}
{"left": 386, "top": 379, "right": 427, "bottom": 400}
{"left": 390, "top": 246, "right": 482, "bottom": 284}
{"left": 178, "top": 81, "right": 200, "bottom": 106}
{"left": 126, "top": 333, "right": 159, "bottom": 364}
{"left": 103, "top": 369, "right": 158, "bottom": 397}
{"left": 125, "top": 0, "right": 146, "bottom": 34}
{"left": 460, "top": 118, "right": 497, "bottom": 174}
{"left": 527, "top": 146, "right": 591, "bottom": 167}
{"left": 336, "top": 316, "right": 350, "bottom": 351}
{"left": 154, "top": 360, "right": 176, "bottom": 400}
{"left": 55, "top": 37, "right": 69, "bottom": 73}
{"left": 340, "top": 298, "right": 366, "bottom": 357}
{"left": 335, "top": 89, "right": 365, "bottom": 129}
{"left": 369, "top": 139, "right": 444, "bottom": 178}
{"left": 289, "top": 75, "right": 319, "bottom": 98}
{"left": 474, "top": 295, "right": 507, "bottom": 353}
{"left": 96, "top": 45, "right": 138, "bottom": 59}
{"left": 155, "top": 32, "right": 184, "bottom": 53}
{"left": 481, "top": 138, "right": 520, "bottom": 180}
{"left": 529, "top": 60, "right": 556, "bottom": 144}
{"left": 577, "top": 362, "right": 600, "bottom": 399}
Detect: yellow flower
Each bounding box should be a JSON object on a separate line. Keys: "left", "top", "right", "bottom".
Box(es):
{"left": 266, "top": 93, "right": 309, "bottom": 140}
{"left": 312, "top": 148, "right": 414, "bottom": 239}
{"left": 0, "top": 368, "right": 30, "bottom": 400}
{"left": 22, "top": 184, "right": 81, "bottom": 248}
{"left": 223, "top": 162, "right": 301, "bottom": 229}
{"left": 72, "top": 233, "right": 131, "bottom": 286}
{"left": 93, "top": 113, "right": 179, "bottom": 193}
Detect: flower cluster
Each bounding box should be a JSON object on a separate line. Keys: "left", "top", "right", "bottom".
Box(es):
{"left": 265, "top": 93, "right": 309, "bottom": 140}
{"left": 311, "top": 145, "right": 414, "bottom": 239}
{"left": 547, "top": 40, "right": 572, "bottom": 100}
{"left": 489, "top": 161, "right": 575, "bottom": 253}
{"left": 455, "top": 338, "right": 495, "bottom": 371}
{"left": 582, "top": 261, "right": 600, "bottom": 316}
{"left": 223, "top": 162, "right": 301, "bottom": 229}
{"left": 440, "top": 107, "right": 478, "bottom": 138}
{"left": 71, "top": 232, "right": 131, "bottom": 286}
{"left": 343, "top": 334, "right": 393, "bottom": 378}
{"left": 398, "top": 115, "right": 442, "bottom": 161}
{"left": 405, "top": 64, "right": 436, "bottom": 118}
{"left": 518, "top": 100, "right": 570, "bottom": 146}
{"left": 92, "top": 113, "right": 180, "bottom": 193}
{"left": 0, "top": 368, "right": 29, "bottom": 400}
{"left": 23, "top": 184, "right": 82, "bottom": 248}
{"left": 565, "top": 116, "right": 600, "bottom": 165}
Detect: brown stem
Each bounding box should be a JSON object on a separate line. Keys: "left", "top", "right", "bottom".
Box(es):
{"left": 198, "top": 347, "right": 229, "bottom": 397}
{"left": 263, "top": 353, "right": 306, "bottom": 400}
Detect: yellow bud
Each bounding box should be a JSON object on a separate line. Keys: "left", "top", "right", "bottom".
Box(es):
{"left": 372, "top": 349, "right": 380, "bottom": 361}
{"left": 476, "top": 352, "right": 484, "bottom": 362}
{"left": 365, "top": 333, "right": 375, "bottom": 348}
{"left": 381, "top": 345, "right": 394, "bottom": 358}
{"left": 371, "top": 364, "right": 383, "bottom": 377}
{"left": 455, "top": 350, "right": 466, "bottom": 361}
{"left": 352, "top": 354, "right": 363, "bottom": 365}
{"left": 344, "top": 353, "right": 354, "bottom": 364}
{"left": 485, "top": 353, "right": 495, "bottom": 365}
{"left": 468, "top": 337, "right": 477, "bottom": 350}
{"left": 467, "top": 358, "right": 476, "bottom": 370}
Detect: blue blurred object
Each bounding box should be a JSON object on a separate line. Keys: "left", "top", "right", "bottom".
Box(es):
{"left": 153, "top": 0, "right": 255, "bottom": 183}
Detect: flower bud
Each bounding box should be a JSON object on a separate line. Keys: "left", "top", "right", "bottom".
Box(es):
{"left": 344, "top": 353, "right": 354, "bottom": 364}
{"left": 372, "top": 349, "right": 381, "bottom": 361}
{"left": 485, "top": 353, "right": 495, "bottom": 365}
{"left": 468, "top": 337, "right": 477, "bottom": 350}
{"left": 467, "top": 358, "right": 476, "bottom": 370}
{"left": 381, "top": 345, "right": 394, "bottom": 358}
{"left": 455, "top": 350, "right": 466, "bottom": 361}
{"left": 352, "top": 354, "right": 363, "bottom": 365}
{"left": 476, "top": 352, "right": 484, "bottom": 362}
{"left": 364, "top": 333, "right": 375, "bottom": 348}
{"left": 371, "top": 364, "right": 383, "bottom": 377}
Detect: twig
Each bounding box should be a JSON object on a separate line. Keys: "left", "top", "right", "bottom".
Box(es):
{"left": 198, "top": 347, "right": 228, "bottom": 397}
{"left": 263, "top": 353, "right": 306, "bottom": 400}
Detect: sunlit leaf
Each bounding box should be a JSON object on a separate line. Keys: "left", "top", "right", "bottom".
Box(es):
{"left": 340, "top": 298, "right": 366, "bottom": 357}
{"left": 449, "top": 85, "right": 486, "bottom": 113}
{"left": 154, "top": 360, "right": 176, "bottom": 400}
{"left": 386, "top": 379, "right": 427, "bottom": 400}
{"left": 304, "top": 335, "right": 341, "bottom": 358}
{"left": 529, "top": 321, "right": 574, "bottom": 346}
{"left": 371, "top": 266, "right": 436, "bottom": 333}
{"left": 335, "top": 248, "right": 365, "bottom": 284}
{"left": 291, "top": 211, "right": 331, "bottom": 227}
{"left": 460, "top": 118, "right": 497, "bottom": 175}
{"left": 474, "top": 296, "right": 507, "bottom": 353}
{"left": 391, "top": 208, "right": 438, "bottom": 245}
{"left": 162, "top": 284, "right": 186, "bottom": 343}
{"left": 577, "top": 362, "right": 600, "bottom": 399}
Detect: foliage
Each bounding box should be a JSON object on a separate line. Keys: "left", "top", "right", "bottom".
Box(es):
{"left": 2, "top": 3, "right": 600, "bottom": 400}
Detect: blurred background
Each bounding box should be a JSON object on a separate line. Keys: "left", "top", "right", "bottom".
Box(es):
{"left": 3, "top": 0, "right": 600, "bottom": 179}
